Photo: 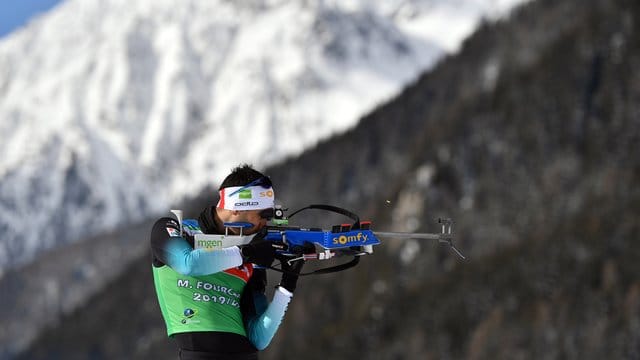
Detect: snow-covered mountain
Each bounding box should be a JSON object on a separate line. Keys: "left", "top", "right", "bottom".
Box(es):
{"left": 0, "top": 0, "right": 527, "bottom": 272}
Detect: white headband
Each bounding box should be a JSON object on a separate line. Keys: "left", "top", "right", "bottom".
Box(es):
{"left": 217, "top": 185, "right": 275, "bottom": 211}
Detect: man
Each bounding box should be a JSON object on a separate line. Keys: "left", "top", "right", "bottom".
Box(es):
{"left": 150, "top": 164, "right": 303, "bottom": 360}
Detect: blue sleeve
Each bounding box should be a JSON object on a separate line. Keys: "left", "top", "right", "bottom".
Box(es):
{"left": 246, "top": 287, "right": 293, "bottom": 350}
{"left": 150, "top": 217, "right": 243, "bottom": 275}
{"left": 161, "top": 238, "right": 243, "bottom": 276}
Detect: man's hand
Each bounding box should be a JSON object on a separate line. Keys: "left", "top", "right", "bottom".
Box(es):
{"left": 279, "top": 242, "right": 314, "bottom": 292}
{"left": 240, "top": 240, "right": 276, "bottom": 267}
{"left": 279, "top": 259, "right": 304, "bottom": 292}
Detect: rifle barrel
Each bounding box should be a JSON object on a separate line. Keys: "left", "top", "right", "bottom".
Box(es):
{"left": 374, "top": 231, "right": 442, "bottom": 241}
{"left": 374, "top": 231, "right": 466, "bottom": 259}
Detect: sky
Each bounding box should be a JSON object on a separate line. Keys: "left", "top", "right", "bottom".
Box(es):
{"left": 0, "top": 0, "right": 62, "bottom": 39}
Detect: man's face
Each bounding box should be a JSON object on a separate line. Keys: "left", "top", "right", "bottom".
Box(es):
{"left": 218, "top": 208, "right": 270, "bottom": 235}
{"left": 234, "top": 209, "right": 269, "bottom": 235}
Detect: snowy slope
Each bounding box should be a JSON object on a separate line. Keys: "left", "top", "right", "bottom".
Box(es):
{"left": 0, "top": 0, "right": 527, "bottom": 272}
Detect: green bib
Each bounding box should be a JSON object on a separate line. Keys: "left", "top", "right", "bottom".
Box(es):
{"left": 152, "top": 264, "right": 252, "bottom": 336}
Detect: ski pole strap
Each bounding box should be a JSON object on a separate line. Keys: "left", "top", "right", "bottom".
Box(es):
{"left": 287, "top": 204, "right": 361, "bottom": 229}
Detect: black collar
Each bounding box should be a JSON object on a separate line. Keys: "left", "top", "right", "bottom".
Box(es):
{"left": 198, "top": 205, "right": 220, "bottom": 234}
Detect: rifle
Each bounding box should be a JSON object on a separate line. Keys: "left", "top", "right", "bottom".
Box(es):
{"left": 173, "top": 204, "right": 465, "bottom": 275}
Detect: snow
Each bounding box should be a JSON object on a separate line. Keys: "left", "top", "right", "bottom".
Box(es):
{"left": 0, "top": 0, "right": 529, "bottom": 270}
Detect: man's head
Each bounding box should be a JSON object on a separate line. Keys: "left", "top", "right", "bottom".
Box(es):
{"left": 215, "top": 164, "right": 275, "bottom": 235}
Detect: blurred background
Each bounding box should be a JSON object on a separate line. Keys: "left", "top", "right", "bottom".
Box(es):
{"left": 0, "top": 0, "right": 638, "bottom": 359}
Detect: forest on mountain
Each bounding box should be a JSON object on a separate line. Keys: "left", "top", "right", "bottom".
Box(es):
{"left": 18, "top": 0, "right": 640, "bottom": 358}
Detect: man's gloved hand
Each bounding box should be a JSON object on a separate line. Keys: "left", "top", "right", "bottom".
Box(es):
{"left": 279, "top": 242, "right": 314, "bottom": 292}
{"left": 240, "top": 235, "right": 276, "bottom": 267}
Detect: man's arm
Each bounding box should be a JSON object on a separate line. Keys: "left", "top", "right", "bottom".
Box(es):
{"left": 150, "top": 217, "right": 243, "bottom": 275}
{"left": 243, "top": 260, "right": 304, "bottom": 350}
{"left": 245, "top": 286, "right": 293, "bottom": 350}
